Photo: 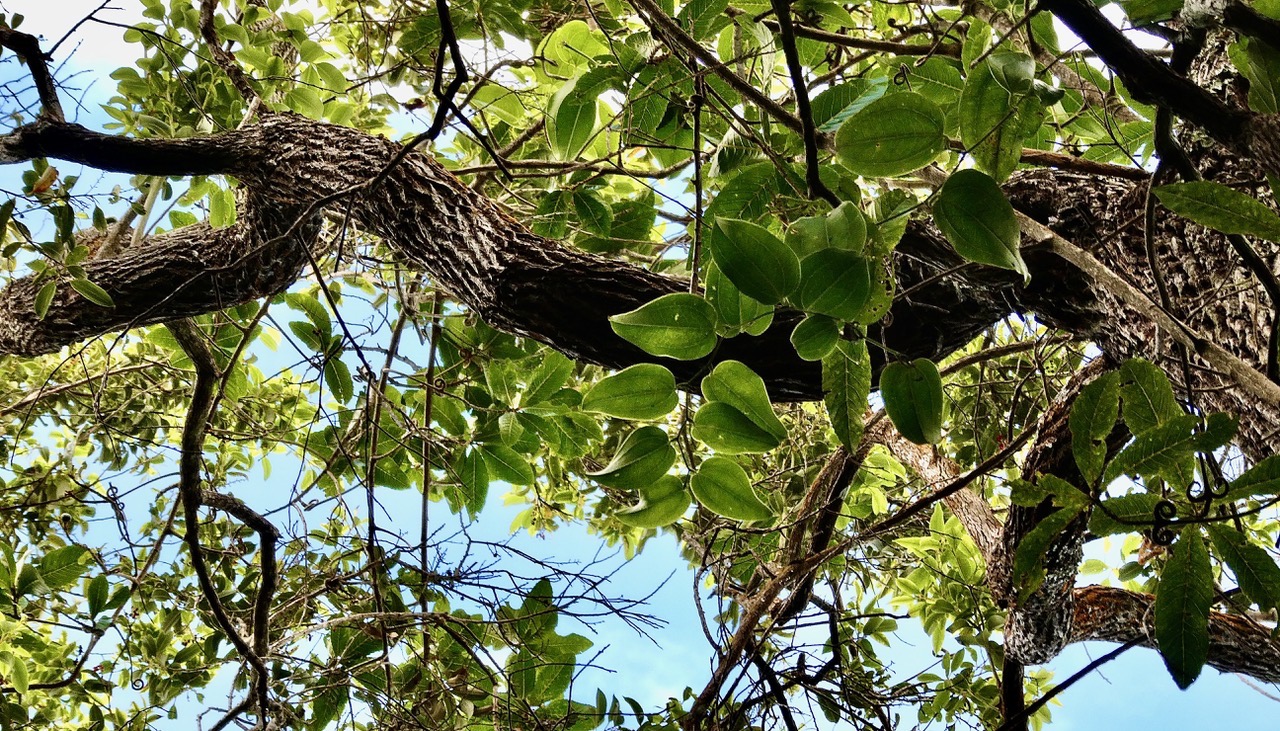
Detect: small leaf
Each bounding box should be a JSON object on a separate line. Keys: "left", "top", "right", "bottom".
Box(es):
{"left": 790, "top": 315, "right": 840, "bottom": 361}
{"left": 1155, "top": 527, "right": 1213, "bottom": 689}
{"left": 582, "top": 364, "right": 678, "bottom": 420}
{"left": 795, "top": 249, "right": 875, "bottom": 320}
{"left": 609, "top": 293, "right": 718, "bottom": 360}
{"left": 70, "top": 278, "right": 115, "bottom": 307}
{"left": 691, "top": 402, "right": 781, "bottom": 454}
{"left": 1069, "top": 371, "right": 1120, "bottom": 486}
{"left": 834, "top": 92, "right": 947, "bottom": 178}
{"left": 87, "top": 574, "right": 108, "bottom": 617}
{"left": 704, "top": 261, "right": 773, "bottom": 337}
{"left": 689, "top": 456, "right": 773, "bottom": 522}
{"left": 933, "top": 169, "right": 1027, "bottom": 279}
{"left": 548, "top": 75, "right": 599, "bottom": 160}
{"left": 1155, "top": 180, "right": 1280, "bottom": 242}
{"left": 701, "top": 361, "right": 787, "bottom": 442}
{"left": 879, "top": 358, "right": 945, "bottom": 445}
{"left": 614, "top": 475, "right": 691, "bottom": 529}
{"left": 710, "top": 217, "right": 801, "bottom": 305}
{"left": 6, "top": 653, "right": 27, "bottom": 695}
{"left": 324, "top": 357, "right": 354, "bottom": 404}
{"left": 1207, "top": 525, "right": 1280, "bottom": 612}
{"left": 34, "top": 281, "right": 56, "bottom": 319}
{"left": 989, "top": 51, "right": 1035, "bottom": 94}
{"left": 1012, "top": 507, "right": 1081, "bottom": 600}
{"left": 587, "top": 425, "right": 675, "bottom": 489}
{"left": 822, "top": 339, "right": 872, "bottom": 450}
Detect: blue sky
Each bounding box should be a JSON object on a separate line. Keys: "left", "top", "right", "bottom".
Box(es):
{"left": 4, "top": 0, "right": 1279, "bottom": 727}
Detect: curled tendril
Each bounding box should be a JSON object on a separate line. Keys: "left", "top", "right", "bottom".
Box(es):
{"left": 1152, "top": 499, "right": 1179, "bottom": 545}
{"left": 130, "top": 677, "right": 146, "bottom": 690}
{"left": 431, "top": 376, "right": 447, "bottom": 392}
{"left": 1207, "top": 476, "right": 1230, "bottom": 500}
{"left": 1187, "top": 480, "right": 1210, "bottom": 503}
{"left": 106, "top": 485, "right": 119, "bottom": 500}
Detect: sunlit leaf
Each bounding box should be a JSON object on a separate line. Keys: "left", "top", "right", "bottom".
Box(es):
{"left": 689, "top": 456, "right": 774, "bottom": 522}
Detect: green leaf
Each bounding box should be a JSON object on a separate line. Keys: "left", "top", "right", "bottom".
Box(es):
{"left": 524, "top": 350, "right": 575, "bottom": 406}
{"left": 1088, "top": 493, "right": 1160, "bottom": 536}
{"left": 70, "top": 278, "right": 115, "bottom": 307}
{"left": 880, "top": 358, "right": 945, "bottom": 445}
{"left": 988, "top": 51, "right": 1035, "bottom": 94}
{"left": 324, "top": 357, "right": 354, "bottom": 404}
{"left": 834, "top": 92, "right": 947, "bottom": 178}
{"left": 87, "top": 574, "right": 108, "bottom": 617}
{"left": 1069, "top": 371, "right": 1120, "bottom": 486}
{"left": 1119, "top": 358, "right": 1182, "bottom": 435}
{"left": 5, "top": 653, "right": 27, "bottom": 695}
{"left": 456, "top": 448, "right": 490, "bottom": 517}
{"left": 785, "top": 201, "right": 868, "bottom": 259}
{"left": 573, "top": 190, "right": 613, "bottom": 236}
{"left": 933, "top": 169, "right": 1027, "bottom": 279}
{"left": 1207, "top": 525, "right": 1280, "bottom": 612}
{"left": 704, "top": 261, "right": 773, "bottom": 337}
{"left": 795, "top": 249, "right": 874, "bottom": 320}
{"left": 587, "top": 425, "right": 675, "bottom": 489}
{"left": 1230, "top": 37, "right": 1280, "bottom": 114}
{"left": 710, "top": 217, "right": 801, "bottom": 305}
{"left": 689, "top": 456, "right": 774, "bottom": 522}
{"left": 812, "top": 78, "right": 888, "bottom": 132}
{"left": 284, "top": 87, "right": 324, "bottom": 118}
{"left": 1154, "top": 180, "right": 1280, "bottom": 242}
{"left": 614, "top": 475, "right": 691, "bottom": 529}
{"left": 1155, "top": 527, "right": 1213, "bottom": 689}
{"left": 1103, "top": 413, "right": 1199, "bottom": 489}
{"left": 1120, "top": 0, "right": 1185, "bottom": 24}
{"left": 691, "top": 401, "right": 781, "bottom": 453}
{"left": 701, "top": 360, "right": 787, "bottom": 442}
{"left": 609, "top": 293, "right": 718, "bottom": 360}
{"left": 33, "top": 281, "right": 55, "bottom": 319}
{"left": 958, "top": 60, "right": 1038, "bottom": 182}
{"left": 1226, "top": 454, "right": 1280, "bottom": 501}
{"left": 39, "top": 545, "right": 90, "bottom": 591}
{"left": 790, "top": 315, "right": 840, "bottom": 361}
{"left": 480, "top": 443, "right": 535, "bottom": 486}
{"left": 582, "top": 364, "right": 678, "bottom": 420}
{"left": 534, "top": 190, "right": 574, "bottom": 238}
{"left": 822, "top": 338, "right": 872, "bottom": 450}
{"left": 1012, "top": 506, "right": 1081, "bottom": 600}
{"left": 548, "top": 75, "right": 599, "bottom": 160}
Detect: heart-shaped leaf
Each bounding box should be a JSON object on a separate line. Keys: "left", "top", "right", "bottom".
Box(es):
{"left": 614, "top": 475, "right": 691, "bottom": 529}
{"left": 795, "top": 249, "right": 874, "bottom": 321}
{"left": 689, "top": 456, "right": 774, "bottom": 522}
{"left": 933, "top": 169, "right": 1028, "bottom": 279}
{"left": 710, "top": 217, "right": 800, "bottom": 305}
{"left": 609, "top": 293, "right": 718, "bottom": 360}
{"left": 691, "top": 402, "right": 782, "bottom": 453}
{"left": 834, "top": 92, "right": 947, "bottom": 178}
{"left": 701, "top": 360, "right": 787, "bottom": 441}
{"left": 582, "top": 364, "right": 678, "bottom": 420}
{"left": 790, "top": 315, "right": 840, "bottom": 361}
{"left": 880, "top": 358, "right": 945, "bottom": 444}
{"left": 587, "top": 425, "right": 675, "bottom": 489}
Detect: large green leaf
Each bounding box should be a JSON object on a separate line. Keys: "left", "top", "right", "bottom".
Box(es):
{"left": 1207, "top": 525, "right": 1280, "bottom": 612}
{"left": 701, "top": 360, "right": 787, "bottom": 442}
{"left": 1102, "top": 413, "right": 1199, "bottom": 489}
{"left": 582, "top": 364, "right": 678, "bottom": 420}
{"left": 785, "top": 201, "right": 868, "bottom": 258}
{"left": 689, "top": 456, "right": 774, "bottom": 522}
{"left": 1069, "top": 371, "right": 1120, "bottom": 487}
{"left": 879, "top": 358, "right": 945, "bottom": 445}
{"left": 958, "top": 60, "right": 1039, "bottom": 182}
{"left": 834, "top": 92, "right": 947, "bottom": 178}
{"left": 481, "top": 443, "right": 535, "bottom": 486}
{"left": 609, "top": 293, "right": 718, "bottom": 360}
{"left": 1226, "top": 454, "right": 1280, "bottom": 501}
{"left": 1088, "top": 493, "right": 1160, "bottom": 536}
{"left": 547, "top": 75, "right": 599, "bottom": 160}
{"left": 456, "top": 448, "right": 490, "bottom": 517}
{"left": 710, "top": 217, "right": 801, "bottom": 305}
{"left": 1154, "top": 181, "right": 1280, "bottom": 242}
{"left": 812, "top": 78, "right": 888, "bottom": 132}
{"left": 1155, "top": 528, "right": 1213, "bottom": 689}
{"left": 614, "top": 475, "right": 691, "bottom": 529}
{"left": 587, "top": 425, "right": 676, "bottom": 489}
{"left": 933, "top": 169, "right": 1027, "bottom": 279}
{"left": 795, "top": 249, "right": 874, "bottom": 321}
{"left": 39, "top": 545, "right": 90, "bottom": 591}
{"left": 1229, "top": 37, "right": 1280, "bottom": 114}
{"left": 1119, "top": 359, "right": 1182, "bottom": 435}
{"left": 691, "top": 402, "right": 781, "bottom": 454}
{"left": 822, "top": 338, "right": 871, "bottom": 450}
